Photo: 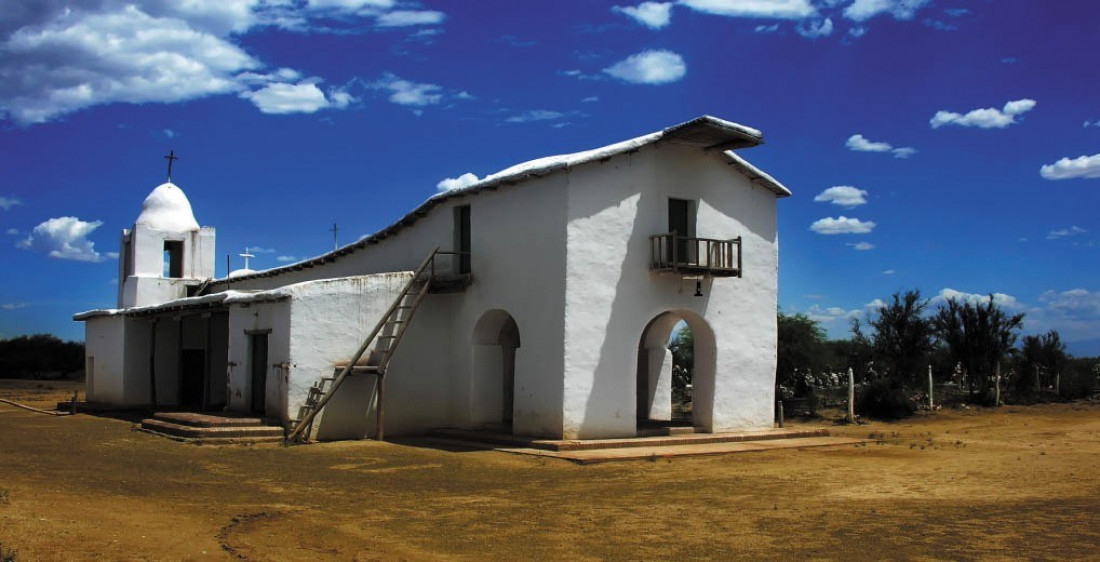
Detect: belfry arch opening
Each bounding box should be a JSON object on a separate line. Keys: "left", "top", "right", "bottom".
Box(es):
{"left": 636, "top": 311, "right": 716, "bottom": 433}
{"left": 471, "top": 310, "right": 520, "bottom": 430}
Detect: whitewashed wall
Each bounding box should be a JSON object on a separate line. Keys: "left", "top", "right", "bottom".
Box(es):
{"left": 84, "top": 316, "right": 126, "bottom": 404}
{"left": 562, "top": 144, "right": 779, "bottom": 438}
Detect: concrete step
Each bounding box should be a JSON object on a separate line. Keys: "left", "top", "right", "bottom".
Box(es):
{"left": 426, "top": 427, "right": 831, "bottom": 452}
{"left": 152, "top": 412, "right": 269, "bottom": 428}
{"left": 138, "top": 415, "right": 285, "bottom": 444}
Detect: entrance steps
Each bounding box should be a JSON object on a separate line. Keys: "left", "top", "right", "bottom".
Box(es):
{"left": 425, "top": 426, "right": 831, "bottom": 452}
{"left": 137, "top": 412, "right": 285, "bottom": 444}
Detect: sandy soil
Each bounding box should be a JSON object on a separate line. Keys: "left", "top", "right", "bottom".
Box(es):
{"left": 0, "top": 380, "right": 1098, "bottom": 561}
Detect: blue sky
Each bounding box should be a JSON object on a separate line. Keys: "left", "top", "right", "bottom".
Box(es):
{"left": 1, "top": 0, "right": 1098, "bottom": 352}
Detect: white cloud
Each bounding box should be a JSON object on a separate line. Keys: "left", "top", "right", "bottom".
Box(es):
{"left": 882, "top": 269, "right": 896, "bottom": 275}
{"left": 814, "top": 186, "right": 868, "bottom": 208}
{"left": 506, "top": 110, "right": 565, "bottom": 123}
{"left": 16, "top": 216, "right": 107, "bottom": 262}
{"left": 241, "top": 81, "right": 354, "bottom": 114}
{"left": 848, "top": 26, "right": 866, "bottom": 37}
{"left": 1084, "top": 119, "right": 1100, "bottom": 128}
{"left": 0, "top": 4, "right": 260, "bottom": 125}
{"left": 437, "top": 173, "right": 480, "bottom": 192}
{"left": 844, "top": 0, "right": 930, "bottom": 22}
{"left": 163, "top": 129, "right": 177, "bottom": 139}
{"left": 846, "top": 133, "right": 890, "bottom": 152}
{"left": 582, "top": 96, "right": 600, "bottom": 103}
{"left": 846, "top": 134, "right": 915, "bottom": 158}
{"left": 246, "top": 246, "right": 276, "bottom": 254}
{"left": 0, "top": 196, "right": 21, "bottom": 210}
{"left": 755, "top": 24, "right": 780, "bottom": 33}
{"left": 930, "top": 98, "right": 1036, "bottom": 129}
{"left": 0, "top": 303, "right": 30, "bottom": 310}
{"left": 847, "top": 241, "right": 875, "bottom": 250}
{"left": 932, "top": 288, "right": 1021, "bottom": 309}
{"left": 810, "top": 216, "right": 876, "bottom": 235}
{"left": 276, "top": 255, "right": 297, "bottom": 263}
{"left": 1040, "top": 153, "right": 1100, "bottom": 180}
{"left": 375, "top": 10, "right": 445, "bottom": 27}
{"left": 796, "top": 18, "right": 833, "bottom": 38}
{"left": 614, "top": 2, "right": 673, "bottom": 29}
{"left": 603, "top": 49, "right": 686, "bottom": 85}
{"left": 5, "top": 228, "right": 18, "bottom": 235}
{"left": 1047, "top": 226, "right": 1088, "bottom": 240}
{"left": 678, "top": 0, "right": 816, "bottom": 19}
{"left": 307, "top": 0, "right": 395, "bottom": 10}
{"left": 372, "top": 73, "right": 443, "bottom": 106}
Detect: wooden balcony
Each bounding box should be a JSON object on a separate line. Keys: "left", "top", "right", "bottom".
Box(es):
{"left": 649, "top": 233, "right": 742, "bottom": 278}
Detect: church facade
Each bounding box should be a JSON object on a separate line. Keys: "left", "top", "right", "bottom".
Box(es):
{"left": 76, "top": 115, "right": 791, "bottom": 441}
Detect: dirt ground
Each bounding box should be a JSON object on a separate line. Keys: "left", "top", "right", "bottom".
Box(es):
{"left": 0, "top": 380, "right": 1098, "bottom": 561}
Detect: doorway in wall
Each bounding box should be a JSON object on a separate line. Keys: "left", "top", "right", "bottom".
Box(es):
{"left": 471, "top": 310, "right": 520, "bottom": 430}
{"left": 249, "top": 333, "right": 269, "bottom": 415}
{"left": 636, "top": 311, "right": 715, "bottom": 433}
{"left": 668, "top": 198, "right": 696, "bottom": 263}
{"left": 179, "top": 349, "right": 205, "bottom": 409}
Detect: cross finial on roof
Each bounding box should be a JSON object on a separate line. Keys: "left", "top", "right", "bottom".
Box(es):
{"left": 240, "top": 248, "right": 256, "bottom": 270}
{"left": 164, "top": 150, "right": 179, "bottom": 182}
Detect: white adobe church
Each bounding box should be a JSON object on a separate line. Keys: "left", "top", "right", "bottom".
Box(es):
{"left": 75, "top": 115, "right": 791, "bottom": 441}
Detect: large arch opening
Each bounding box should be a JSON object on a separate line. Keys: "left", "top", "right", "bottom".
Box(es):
{"left": 471, "top": 310, "right": 521, "bottom": 431}
{"left": 636, "top": 311, "right": 716, "bottom": 433}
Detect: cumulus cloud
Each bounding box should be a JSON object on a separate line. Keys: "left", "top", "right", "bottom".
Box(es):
{"left": 814, "top": 186, "right": 868, "bottom": 208}
{"left": 931, "top": 288, "right": 1021, "bottom": 309}
{"left": 0, "top": 196, "right": 21, "bottom": 210}
{"left": 882, "top": 269, "right": 896, "bottom": 275}
{"left": 1040, "top": 153, "right": 1100, "bottom": 180}
{"left": 0, "top": 2, "right": 448, "bottom": 125}
{"left": 796, "top": 18, "right": 833, "bottom": 38}
{"left": 371, "top": 73, "right": 443, "bottom": 106}
{"left": 844, "top": 0, "right": 930, "bottom": 22}
{"left": 1047, "top": 226, "right": 1087, "bottom": 240}
{"left": 375, "top": 10, "right": 446, "bottom": 27}
{"left": 847, "top": 241, "right": 875, "bottom": 250}
{"left": 437, "top": 173, "right": 481, "bottom": 192}
{"left": 810, "top": 216, "right": 876, "bottom": 235}
{"left": 0, "top": 4, "right": 259, "bottom": 125}
{"left": 276, "top": 255, "right": 297, "bottom": 263}
{"left": 1084, "top": 119, "right": 1100, "bottom": 128}
{"left": 845, "top": 134, "right": 916, "bottom": 158}
{"left": 930, "top": 98, "right": 1036, "bottom": 129}
{"left": 755, "top": 24, "right": 780, "bottom": 33}
{"left": 16, "top": 216, "right": 107, "bottom": 262}
{"left": 603, "top": 50, "right": 686, "bottom": 85}
{"left": 614, "top": 2, "right": 673, "bottom": 29}
{"left": 678, "top": 0, "right": 816, "bottom": 19}
{"left": 241, "top": 81, "right": 354, "bottom": 114}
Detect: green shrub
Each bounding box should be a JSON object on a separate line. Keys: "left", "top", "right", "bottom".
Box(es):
{"left": 856, "top": 379, "right": 916, "bottom": 419}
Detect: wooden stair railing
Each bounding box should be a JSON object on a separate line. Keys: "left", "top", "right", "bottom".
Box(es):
{"left": 286, "top": 247, "right": 440, "bottom": 443}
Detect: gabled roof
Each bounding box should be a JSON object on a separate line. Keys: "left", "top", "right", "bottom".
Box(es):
{"left": 216, "top": 115, "right": 789, "bottom": 284}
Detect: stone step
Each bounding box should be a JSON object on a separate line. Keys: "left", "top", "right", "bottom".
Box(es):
{"left": 425, "top": 427, "right": 830, "bottom": 452}
{"left": 152, "top": 412, "right": 269, "bottom": 428}
{"left": 139, "top": 418, "right": 285, "bottom": 442}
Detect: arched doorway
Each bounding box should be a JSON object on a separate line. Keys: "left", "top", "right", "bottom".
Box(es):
{"left": 636, "top": 311, "right": 716, "bottom": 433}
{"left": 471, "top": 310, "right": 520, "bottom": 430}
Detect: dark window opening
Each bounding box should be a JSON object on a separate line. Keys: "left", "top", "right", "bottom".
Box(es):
{"left": 454, "top": 205, "right": 471, "bottom": 274}
{"left": 164, "top": 240, "right": 184, "bottom": 278}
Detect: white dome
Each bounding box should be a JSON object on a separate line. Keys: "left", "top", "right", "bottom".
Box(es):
{"left": 228, "top": 268, "right": 256, "bottom": 278}
{"left": 135, "top": 182, "right": 200, "bottom": 231}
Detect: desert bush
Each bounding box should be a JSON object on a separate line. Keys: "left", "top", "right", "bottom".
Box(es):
{"left": 856, "top": 379, "right": 916, "bottom": 419}
{"left": 0, "top": 542, "right": 15, "bottom": 562}
{"left": 1060, "top": 359, "right": 1098, "bottom": 400}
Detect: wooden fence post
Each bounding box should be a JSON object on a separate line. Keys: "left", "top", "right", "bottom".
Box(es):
{"left": 928, "top": 364, "right": 934, "bottom": 411}
{"left": 846, "top": 367, "right": 855, "bottom": 423}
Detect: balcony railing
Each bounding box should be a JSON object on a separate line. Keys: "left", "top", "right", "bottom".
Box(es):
{"left": 649, "top": 233, "right": 742, "bottom": 278}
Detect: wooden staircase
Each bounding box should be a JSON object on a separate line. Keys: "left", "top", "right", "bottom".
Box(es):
{"left": 286, "top": 248, "right": 457, "bottom": 443}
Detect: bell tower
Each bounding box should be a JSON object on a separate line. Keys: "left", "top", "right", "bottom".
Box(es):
{"left": 117, "top": 155, "right": 215, "bottom": 308}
